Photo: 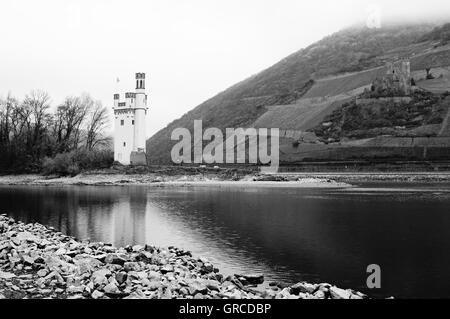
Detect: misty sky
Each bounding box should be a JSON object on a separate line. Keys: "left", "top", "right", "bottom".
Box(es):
{"left": 1, "top": 0, "right": 449, "bottom": 137}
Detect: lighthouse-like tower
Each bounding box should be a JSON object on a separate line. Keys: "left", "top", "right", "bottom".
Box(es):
{"left": 113, "top": 73, "right": 148, "bottom": 165}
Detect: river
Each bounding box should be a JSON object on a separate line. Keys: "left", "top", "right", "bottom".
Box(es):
{"left": 1, "top": 182, "right": 450, "bottom": 298}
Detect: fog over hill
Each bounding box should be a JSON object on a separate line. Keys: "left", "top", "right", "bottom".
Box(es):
{"left": 146, "top": 22, "right": 449, "bottom": 164}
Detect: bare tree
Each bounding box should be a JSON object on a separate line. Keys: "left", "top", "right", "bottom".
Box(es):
{"left": 1, "top": 90, "right": 111, "bottom": 172}
{"left": 85, "top": 101, "right": 109, "bottom": 150}
{"left": 22, "top": 90, "right": 52, "bottom": 162}
{"left": 53, "top": 95, "right": 88, "bottom": 152}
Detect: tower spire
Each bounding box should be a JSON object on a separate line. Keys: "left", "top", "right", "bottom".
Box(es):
{"left": 113, "top": 73, "right": 149, "bottom": 165}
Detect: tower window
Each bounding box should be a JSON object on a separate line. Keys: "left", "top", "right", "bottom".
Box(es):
{"left": 132, "top": 120, "right": 135, "bottom": 125}
{"left": 123, "top": 142, "right": 126, "bottom": 147}
{"left": 120, "top": 120, "right": 124, "bottom": 126}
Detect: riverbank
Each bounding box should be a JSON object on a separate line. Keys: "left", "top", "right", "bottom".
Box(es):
{"left": 0, "top": 215, "right": 367, "bottom": 299}
{"left": 0, "top": 172, "right": 352, "bottom": 188}
{"left": 1, "top": 169, "right": 450, "bottom": 188}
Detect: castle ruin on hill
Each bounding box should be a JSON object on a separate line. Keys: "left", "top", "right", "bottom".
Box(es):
{"left": 370, "top": 59, "right": 412, "bottom": 96}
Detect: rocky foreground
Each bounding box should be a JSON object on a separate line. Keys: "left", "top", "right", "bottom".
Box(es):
{"left": 0, "top": 215, "right": 367, "bottom": 300}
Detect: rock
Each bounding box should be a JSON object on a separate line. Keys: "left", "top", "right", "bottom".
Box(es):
{"left": 44, "top": 255, "right": 64, "bottom": 270}
{"left": 234, "top": 273, "right": 264, "bottom": 285}
{"left": 202, "top": 262, "right": 214, "bottom": 273}
{"left": 44, "top": 271, "right": 65, "bottom": 284}
{"left": 160, "top": 264, "right": 174, "bottom": 274}
{"left": 103, "top": 282, "right": 120, "bottom": 294}
{"left": 74, "top": 257, "right": 102, "bottom": 274}
{"left": 128, "top": 271, "right": 147, "bottom": 281}
{"left": 54, "top": 248, "right": 66, "bottom": 255}
{"left": 132, "top": 245, "right": 144, "bottom": 252}
{"left": 188, "top": 280, "right": 208, "bottom": 295}
{"left": 15, "top": 231, "right": 39, "bottom": 243}
{"left": 115, "top": 272, "right": 127, "bottom": 285}
{"left": 104, "top": 254, "right": 127, "bottom": 266}
{"left": 329, "top": 286, "right": 352, "bottom": 299}
{"left": 147, "top": 271, "right": 161, "bottom": 281}
{"left": 275, "top": 288, "right": 292, "bottom": 299}
{"left": 0, "top": 215, "right": 370, "bottom": 300}
{"left": 146, "top": 281, "right": 162, "bottom": 291}
{"left": 179, "top": 287, "right": 189, "bottom": 296}
{"left": 67, "top": 285, "right": 85, "bottom": 294}
{"left": 291, "top": 282, "right": 317, "bottom": 294}
{"left": 91, "top": 290, "right": 104, "bottom": 299}
{"left": 22, "top": 255, "right": 36, "bottom": 265}
{"left": 123, "top": 262, "right": 140, "bottom": 272}
{"left": 314, "top": 290, "right": 326, "bottom": 299}
{"left": 0, "top": 271, "right": 16, "bottom": 279}
{"left": 161, "top": 288, "right": 172, "bottom": 299}
{"left": 91, "top": 269, "right": 111, "bottom": 286}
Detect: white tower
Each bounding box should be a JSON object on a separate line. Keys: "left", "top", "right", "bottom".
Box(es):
{"left": 113, "top": 73, "right": 148, "bottom": 165}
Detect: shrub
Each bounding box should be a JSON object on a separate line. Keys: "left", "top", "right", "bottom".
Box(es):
{"left": 42, "top": 152, "right": 80, "bottom": 176}
{"left": 42, "top": 149, "right": 114, "bottom": 176}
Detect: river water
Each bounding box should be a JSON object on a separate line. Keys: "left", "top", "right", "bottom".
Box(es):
{"left": 1, "top": 182, "right": 450, "bottom": 298}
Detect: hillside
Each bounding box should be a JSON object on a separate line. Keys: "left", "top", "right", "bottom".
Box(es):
{"left": 311, "top": 91, "right": 450, "bottom": 142}
{"left": 147, "top": 23, "right": 443, "bottom": 164}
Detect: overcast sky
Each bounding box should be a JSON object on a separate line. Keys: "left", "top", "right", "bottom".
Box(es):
{"left": 1, "top": 0, "right": 449, "bottom": 137}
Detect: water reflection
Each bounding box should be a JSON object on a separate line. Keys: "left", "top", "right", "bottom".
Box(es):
{"left": 1, "top": 184, "right": 450, "bottom": 298}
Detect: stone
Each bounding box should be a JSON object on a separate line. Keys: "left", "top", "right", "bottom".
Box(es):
{"left": 160, "top": 264, "right": 174, "bottom": 274}
{"left": 91, "top": 290, "right": 104, "bottom": 299}
{"left": 146, "top": 281, "right": 162, "bottom": 291}
{"left": 128, "top": 271, "right": 147, "bottom": 280}
{"left": 275, "top": 288, "right": 292, "bottom": 299}
{"left": 148, "top": 271, "right": 161, "bottom": 281}
{"left": 132, "top": 245, "right": 144, "bottom": 252}
{"left": 202, "top": 262, "right": 214, "bottom": 273}
{"left": 44, "top": 271, "right": 65, "bottom": 284}
{"left": 205, "top": 280, "right": 220, "bottom": 292}
{"left": 0, "top": 271, "right": 16, "bottom": 279}
{"left": 104, "top": 254, "right": 127, "bottom": 266}
{"left": 91, "top": 269, "right": 111, "bottom": 286}
{"left": 67, "top": 285, "right": 85, "bottom": 294}
{"left": 74, "top": 257, "right": 102, "bottom": 274}
{"left": 329, "top": 286, "right": 352, "bottom": 299}
{"left": 234, "top": 273, "right": 264, "bottom": 285}
{"left": 188, "top": 280, "right": 208, "bottom": 295}
{"left": 291, "top": 282, "right": 317, "bottom": 295}
{"left": 115, "top": 272, "right": 128, "bottom": 285}
{"left": 22, "top": 255, "right": 36, "bottom": 265}
{"left": 54, "top": 248, "right": 66, "bottom": 255}
{"left": 15, "top": 231, "right": 39, "bottom": 243}
{"left": 314, "top": 290, "right": 326, "bottom": 299}
{"left": 44, "top": 255, "right": 64, "bottom": 270}
{"left": 0, "top": 215, "right": 370, "bottom": 301}
{"left": 124, "top": 262, "right": 140, "bottom": 272}
{"left": 103, "top": 282, "right": 120, "bottom": 294}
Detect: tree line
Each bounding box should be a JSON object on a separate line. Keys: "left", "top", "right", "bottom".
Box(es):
{"left": 0, "top": 90, "right": 113, "bottom": 174}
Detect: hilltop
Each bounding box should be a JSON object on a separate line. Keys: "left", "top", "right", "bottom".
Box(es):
{"left": 147, "top": 23, "right": 450, "bottom": 164}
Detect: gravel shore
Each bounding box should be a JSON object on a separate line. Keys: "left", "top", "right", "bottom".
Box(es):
{"left": 0, "top": 173, "right": 352, "bottom": 188}
{"left": 0, "top": 215, "right": 367, "bottom": 300}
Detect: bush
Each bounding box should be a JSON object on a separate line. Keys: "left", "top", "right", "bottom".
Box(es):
{"left": 42, "top": 152, "right": 80, "bottom": 176}
{"left": 42, "top": 149, "right": 114, "bottom": 176}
